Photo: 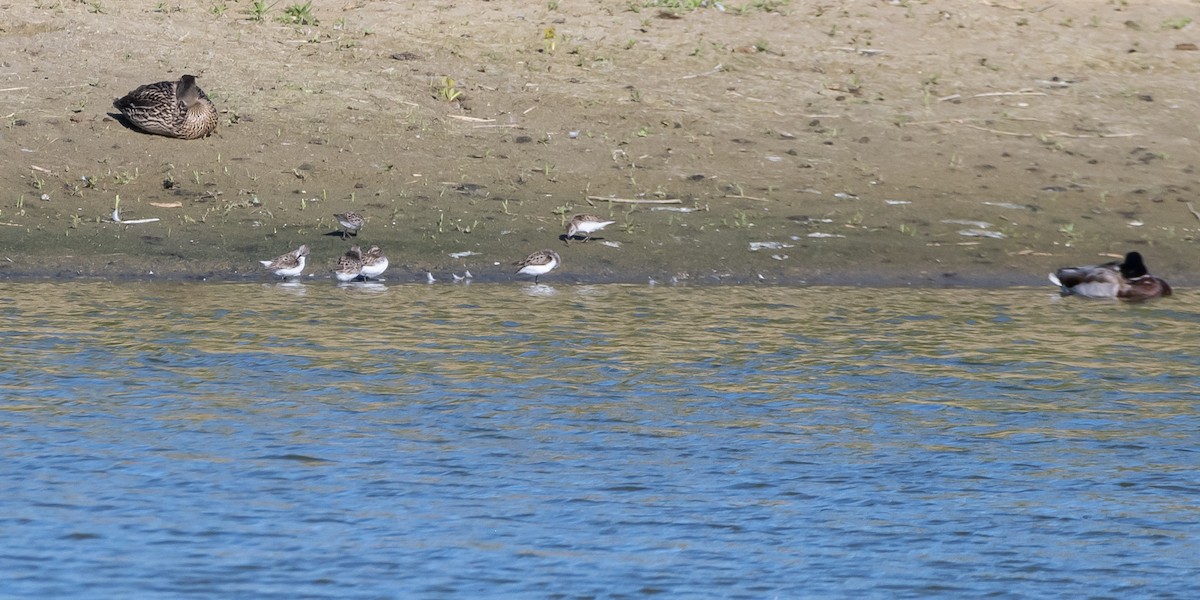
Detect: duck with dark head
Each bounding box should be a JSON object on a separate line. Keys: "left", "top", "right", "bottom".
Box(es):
{"left": 1049, "top": 251, "right": 1172, "bottom": 301}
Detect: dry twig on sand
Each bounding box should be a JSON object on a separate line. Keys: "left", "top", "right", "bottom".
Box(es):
{"left": 1186, "top": 202, "right": 1200, "bottom": 222}
{"left": 961, "top": 124, "right": 1137, "bottom": 139}
{"left": 939, "top": 90, "right": 1047, "bottom": 102}
{"left": 586, "top": 196, "right": 682, "bottom": 205}
{"left": 679, "top": 64, "right": 723, "bottom": 80}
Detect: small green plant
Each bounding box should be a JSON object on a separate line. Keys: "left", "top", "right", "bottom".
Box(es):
{"left": 644, "top": 0, "right": 708, "bottom": 9}
{"left": 280, "top": 1, "right": 317, "bottom": 25}
{"left": 210, "top": 1, "right": 228, "bottom": 17}
{"left": 741, "top": 0, "right": 790, "bottom": 13}
{"left": 1162, "top": 17, "right": 1192, "bottom": 30}
{"left": 437, "top": 76, "right": 463, "bottom": 102}
{"left": 112, "top": 168, "right": 139, "bottom": 185}
{"left": 248, "top": 0, "right": 273, "bottom": 22}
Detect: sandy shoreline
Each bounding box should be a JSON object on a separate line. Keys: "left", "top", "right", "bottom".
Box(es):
{"left": 0, "top": 252, "right": 1061, "bottom": 288}
{"left": 2, "top": 1, "right": 1195, "bottom": 288}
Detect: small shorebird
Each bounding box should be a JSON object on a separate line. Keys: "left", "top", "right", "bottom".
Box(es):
{"left": 334, "top": 212, "right": 365, "bottom": 239}
{"left": 112, "top": 74, "right": 218, "bottom": 140}
{"left": 360, "top": 245, "right": 389, "bottom": 280}
{"left": 515, "top": 249, "right": 561, "bottom": 284}
{"left": 259, "top": 244, "right": 308, "bottom": 279}
{"left": 333, "top": 246, "right": 364, "bottom": 282}
{"left": 565, "top": 214, "right": 616, "bottom": 244}
{"left": 1050, "top": 251, "right": 1172, "bottom": 300}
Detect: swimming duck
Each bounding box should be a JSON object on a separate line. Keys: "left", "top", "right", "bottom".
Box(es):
{"left": 113, "top": 74, "right": 218, "bottom": 140}
{"left": 1049, "top": 251, "right": 1172, "bottom": 300}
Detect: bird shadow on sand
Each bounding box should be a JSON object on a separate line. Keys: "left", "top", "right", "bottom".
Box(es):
{"left": 107, "top": 112, "right": 143, "bottom": 133}
{"left": 560, "top": 234, "right": 608, "bottom": 244}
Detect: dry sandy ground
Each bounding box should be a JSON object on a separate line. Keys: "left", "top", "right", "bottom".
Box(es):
{"left": 1, "top": 0, "right": 1198, "bottom": 285}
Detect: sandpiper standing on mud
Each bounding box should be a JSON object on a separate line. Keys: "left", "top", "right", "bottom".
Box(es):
{"left": 565, "top": 214, "right": 616, "bottom": 244}
{"left": 360, "top": 245, "right": 389, "bottom": 280}
{"left": 333, "top": 246, "right": 365, "bottom": 282}
{"left": 515, "top": 250, "right": 561, "bottom": 284}
{"left": 259, "top": 244, "right": 309, "bottom": 279}
{"left": 334, "top": 212, "right": 365, "bottom": 239}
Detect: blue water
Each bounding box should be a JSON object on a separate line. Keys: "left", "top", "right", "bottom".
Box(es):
{"left": 1, "top": 282, "right": 1197, "bottom": 598}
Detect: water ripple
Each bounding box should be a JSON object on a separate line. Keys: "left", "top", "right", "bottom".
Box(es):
{"left": 0, "top": 283, "right": 1197, "bottom": 598}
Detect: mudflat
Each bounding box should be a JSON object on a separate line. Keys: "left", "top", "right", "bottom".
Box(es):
{"left": 2, "top": 0, "right": 1196, "bottom": 286}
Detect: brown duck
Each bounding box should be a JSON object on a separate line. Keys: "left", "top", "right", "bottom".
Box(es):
{"left": 113, "top": 74, "right": 218, "bottom": 140}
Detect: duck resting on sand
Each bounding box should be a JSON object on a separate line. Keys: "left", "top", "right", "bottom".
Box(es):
{"left": 113, "top": 74, "right": 218, "bottom": 140}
